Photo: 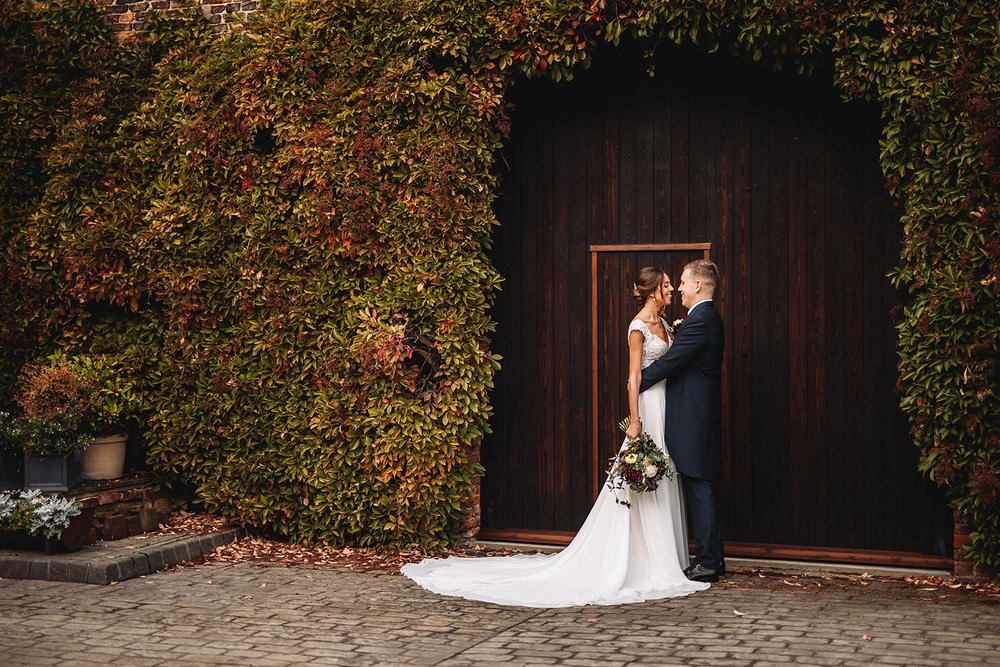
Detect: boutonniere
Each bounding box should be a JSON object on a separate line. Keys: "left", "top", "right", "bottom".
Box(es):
{"left": 669, "top": 318, "right": 685, "bottom": 334}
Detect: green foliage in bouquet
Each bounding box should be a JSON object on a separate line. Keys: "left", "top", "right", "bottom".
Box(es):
{"left": 606, "top": 417, "right": 674, "bottom": 508}
{"left": 0, "top": 0, "right": 996, "bottom": 565}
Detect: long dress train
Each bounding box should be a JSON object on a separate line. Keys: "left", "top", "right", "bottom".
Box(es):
{"left": 401, "top": 319, "right": 708, "bottom": 607}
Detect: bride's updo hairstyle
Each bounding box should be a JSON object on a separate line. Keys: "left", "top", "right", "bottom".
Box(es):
{"left": 631, "top": 267, "right": 665, "bottom": 305}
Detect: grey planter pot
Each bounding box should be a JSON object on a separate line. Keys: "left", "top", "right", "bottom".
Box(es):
{"left": 0, "top": 454, "right": 20, "bottom": 490}
{"left": 23, "top": 452, "right": 81, "bottom": 492}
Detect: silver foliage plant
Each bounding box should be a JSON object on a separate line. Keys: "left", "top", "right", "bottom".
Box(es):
{"left": 0, "top": 490, "right": 82, "bottom": 539}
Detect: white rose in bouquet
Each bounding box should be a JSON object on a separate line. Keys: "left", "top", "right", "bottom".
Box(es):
{"left": 644, "top": 464, "right": 659, "bottom": 478}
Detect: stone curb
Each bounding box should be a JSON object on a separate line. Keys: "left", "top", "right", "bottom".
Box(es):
{"left": 0, "top": 527, "right": 247, "bottom": 585}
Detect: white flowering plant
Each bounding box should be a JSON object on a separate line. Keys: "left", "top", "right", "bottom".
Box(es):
{"left": 605, "top": 417, "right": 675, "bottom": 508}
{"left": 0, "top": 490, "right": 82, "bottom": 539}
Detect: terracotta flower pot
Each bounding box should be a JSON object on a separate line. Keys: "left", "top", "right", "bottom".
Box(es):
{"left": 80, "top": 433, "right": 127, "bottom": 480}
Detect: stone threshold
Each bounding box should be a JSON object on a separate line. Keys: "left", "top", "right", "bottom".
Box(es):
{"left": 476, "top": 540, "right": 953, "bottom": 579}
{"left": 0, "top": 527, "right": 247, "bottom": 585}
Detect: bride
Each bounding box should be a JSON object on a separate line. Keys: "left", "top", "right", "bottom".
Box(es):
{"left": 402, "top": 267, "right": 708, "bottom": 607}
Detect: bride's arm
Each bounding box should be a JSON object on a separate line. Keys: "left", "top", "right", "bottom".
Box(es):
{"left": 625, "top": 330, "right": 644, "bottom": 439}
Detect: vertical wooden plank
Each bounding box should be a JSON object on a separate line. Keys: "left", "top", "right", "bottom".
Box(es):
{"left": 767, "top": 103, "right": 791, "bottom": 544}
{"left": 671, "top": 88, "right": 690, "bottom": 259}
{"left": 787, "top": 113, "right": 810, "bottom": 546}
{"left": 618, "top": 88, "right": 638, "bottom": 467}
{"left": 600, "top": 95, "right": 621, "bottom": 494}
{"left": 637, "top": 77, "right": 655, "bottom": 264}
{"left": 842, "top": 112, "right": 867, "bottom": 549}
{"left": 731, "top": 104, "right": 754, "bottom": 542}
{"left": 749, "top": 100, "right": 773, "bottom": 544}
{"left": 617, "top": 253, "right": 634, "bottom": 470}
{"left": 804, "top": 107, "right": 827, "bottom": 547}
{"left": 536, "top": 112, "right": 556, "bottom": 530}
{"left": 715, "top": 97, "right": 735, "bottom": 509}
{"left": 586, "top": 89, "right": 605, "bottom": 508}
{"left": 520, "top": 110, "right": 540, "bottom": 531}
{"left": 688, "top": 88, "right": 708, "bottom": 258}
{"left": 823, "top": 107, "right": 847, "bottom": 549}
{"left": 567, "top": 97, "right": 590, "bottom": 529}
{"left": 620, "top": 81, "right": 638, "bottom": 245}
{"left": 653, "top": 73, "right": 672, "bottom": 244}
{"left": 548, "top": 102, "right": 575, "bottom": 530}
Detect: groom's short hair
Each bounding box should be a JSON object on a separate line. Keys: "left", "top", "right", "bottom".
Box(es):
{"left": 685, "top": 259, "right": 720, "bottom": 294}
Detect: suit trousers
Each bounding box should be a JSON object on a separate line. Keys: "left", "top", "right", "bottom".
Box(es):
{"left": 681, "top": 473, "right": 724, "bottom": 570}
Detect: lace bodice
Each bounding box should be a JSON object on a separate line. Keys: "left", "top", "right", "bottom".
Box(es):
{"left": 628, "top": 319, "right": 672, "bottom": 368}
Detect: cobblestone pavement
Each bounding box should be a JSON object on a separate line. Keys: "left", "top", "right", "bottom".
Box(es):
{"left": 1, "top": 563, "right": 998, "bottom": 666}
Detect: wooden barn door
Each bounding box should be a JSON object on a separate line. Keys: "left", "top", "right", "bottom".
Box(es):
{"left": 481, "top": 44, "right": 951, "bottom": 567}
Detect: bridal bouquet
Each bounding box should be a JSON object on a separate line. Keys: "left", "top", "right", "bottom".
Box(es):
{"left": 605, "top": 417, "right": 674, "bottom": 508}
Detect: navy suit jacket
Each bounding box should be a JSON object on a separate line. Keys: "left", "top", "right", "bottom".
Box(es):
{"left": 639, "top": 301, "right": 724, "bottom": 481}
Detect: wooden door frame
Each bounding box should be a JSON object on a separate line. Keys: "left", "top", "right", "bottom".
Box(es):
{"left": 589, "top": 243, "right": 713, "bottom": 499}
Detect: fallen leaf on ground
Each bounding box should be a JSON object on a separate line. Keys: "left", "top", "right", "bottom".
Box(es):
{"left": 154, "top": 511, "right": 235, "bottom": 536}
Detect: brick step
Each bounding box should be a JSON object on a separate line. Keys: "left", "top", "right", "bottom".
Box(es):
{"left": 65, "top": 472, "right": 173, "bottom": 543}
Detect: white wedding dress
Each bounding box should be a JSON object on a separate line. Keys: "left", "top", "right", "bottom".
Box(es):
{"left": 401, "top": 319, "right": 709, "bottom": 607}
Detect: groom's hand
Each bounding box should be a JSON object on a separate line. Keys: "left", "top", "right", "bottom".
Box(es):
{"left": 639, "top": 368, "right": 655, "bottom": 393}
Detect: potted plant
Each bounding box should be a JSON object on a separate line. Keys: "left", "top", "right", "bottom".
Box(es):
{"left": 0, "top": 489, "right": 90, "bottom": 552}
{"left": 17, "top": 413, "right": 92, "bottom": 491}
{"left": 72, "top": 354, "right": 138, "bottom": 480}
{"left": 0, "top": 412, "right": 22, "bottom": 490}
{"left": 14, "top": 357, "right": 97, "bottom": 491}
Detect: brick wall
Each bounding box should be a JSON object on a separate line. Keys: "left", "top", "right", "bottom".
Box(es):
{"left": 94, "top": 0, "right": 258, "bottom": 36}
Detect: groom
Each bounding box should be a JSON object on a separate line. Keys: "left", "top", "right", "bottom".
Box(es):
{"left": 639, "top": 259, "right": 725, "bottom": 583}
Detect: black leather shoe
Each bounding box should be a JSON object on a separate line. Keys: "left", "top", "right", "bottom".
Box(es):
{"left": 684, "top": 562, "right": 725, "bottom": 577}
{"left": 686, "top": 564, "right": 719, "bottom": 583}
